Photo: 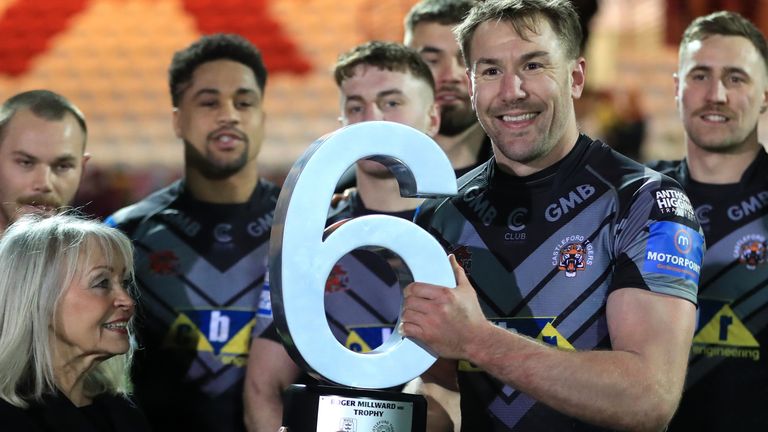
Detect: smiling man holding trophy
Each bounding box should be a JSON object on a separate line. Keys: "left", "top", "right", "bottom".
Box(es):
{"left": 244, "top": 41, "right": 458, "bottom": 432}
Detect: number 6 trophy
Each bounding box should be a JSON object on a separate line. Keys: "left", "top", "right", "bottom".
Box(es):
{"left": 269, "top": 121, "right": 458, "bottom": 431}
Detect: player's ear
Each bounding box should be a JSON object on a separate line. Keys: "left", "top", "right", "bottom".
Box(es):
{"left": 570, "top": 58, "right": 586, "bottom": 99}
{"left": 172, "top": 108, "right": 182, "bottom": 138}
{"left": 426, "top": 102, "right": 440, "bottom": 138}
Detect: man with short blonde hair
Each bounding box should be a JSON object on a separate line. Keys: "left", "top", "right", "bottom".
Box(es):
{"left": 649, "top": 11, "right": 768, "bottom": 431}
{"left": 0, "top": 89, "right": 89, "bottom": 235}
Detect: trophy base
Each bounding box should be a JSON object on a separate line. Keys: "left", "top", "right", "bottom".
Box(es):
{"left": 282, "top": 383, "right": 426, "bottom": 432}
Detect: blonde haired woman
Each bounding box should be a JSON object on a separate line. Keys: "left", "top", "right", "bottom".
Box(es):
{"left": 0, "top": 214, "right": 150, "bottom": 431}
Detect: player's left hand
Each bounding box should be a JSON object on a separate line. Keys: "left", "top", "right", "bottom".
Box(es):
{"left": 400, "top": 254, "right": 490, "bottom": 359}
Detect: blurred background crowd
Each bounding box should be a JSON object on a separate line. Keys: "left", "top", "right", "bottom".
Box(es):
{"left": 0, "top": 0, "right": 766, "bottom": 218}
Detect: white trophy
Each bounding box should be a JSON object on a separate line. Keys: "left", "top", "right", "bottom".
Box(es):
{"left": 270, "top": 121, "right": 457, "bottom": 431}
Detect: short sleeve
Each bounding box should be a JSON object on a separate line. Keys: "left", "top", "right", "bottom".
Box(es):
{"left": 610, "top": 181, "right": 705, "bottom": 304}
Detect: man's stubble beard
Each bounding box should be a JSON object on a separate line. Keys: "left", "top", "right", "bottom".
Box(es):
{"left": 184, "top": 139, "right": 249, "bottom": 180}
{"left": 438, "top": 102, "right": 477, "bottom": 137}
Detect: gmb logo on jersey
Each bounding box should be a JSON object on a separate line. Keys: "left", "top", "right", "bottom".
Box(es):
{"left": 551, "top": 235, "right": 593, "bottom": 278}
{"left": 163, "top": 309, "right": 259, "bottom": 367}
{"left": 733, "top": 234, "right": 767, "bottom": 270}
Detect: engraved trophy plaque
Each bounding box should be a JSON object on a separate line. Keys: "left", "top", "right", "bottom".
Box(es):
{"left": 269, "top": 121, "right": 458, "bottom": 431}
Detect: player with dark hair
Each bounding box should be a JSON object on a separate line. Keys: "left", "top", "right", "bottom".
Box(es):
{"left": 106, "top": 33, "right": 278, "bottom": 431}
{"left": 404, "top": 0, "right": 493, "bottom": 178}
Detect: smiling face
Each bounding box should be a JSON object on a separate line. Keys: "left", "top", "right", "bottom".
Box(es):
{"left": 0, "top": 109, "right": 87, "bottom": 230}
{"left": 468, "top": 17, "right": 584, "bottom": 175}
{"left": 52, "top": 244, "right": 135, "bottom": 363}
{"left": 173, "top": 59, "right": 265, "bottom": 180}
{"left": 676, "top": 34, "right": 768, "bottom": 154}
{"left": 406, "top": 21, "right": 476, "bottom": 136}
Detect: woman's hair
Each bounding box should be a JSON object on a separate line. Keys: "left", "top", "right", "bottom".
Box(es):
{"left": 0, "top": 213, "right": 137, "bottom": 408}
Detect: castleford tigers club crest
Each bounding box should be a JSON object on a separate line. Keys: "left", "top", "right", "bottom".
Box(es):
{"left": 450, "top": 245, "right": 473, "bottom": 275}
{"left": 552, "top": 235, "right": 594, "bottom": 278}
{"left": 559, "top": 243, "right": 586, "bottom": 277}
{"left": 734, "top": 235, "right": 767, "bottom": 270}
{"left": 325, "top": 263, "right": 350, "bottom": 293}
{"left": 149, "top": 250, "right": 179, "bottom": 275}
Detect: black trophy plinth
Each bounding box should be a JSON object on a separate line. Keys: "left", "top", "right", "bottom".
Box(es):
{"left": 282, "top": 383, "right": 427, "bottom": 432}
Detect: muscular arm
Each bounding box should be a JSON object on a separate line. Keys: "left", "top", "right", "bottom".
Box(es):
{"left": 401, "top": 255, "right": 696, "bottom": 431}
{"left": 243, "top": 338, "right": 302, "bottom": 432}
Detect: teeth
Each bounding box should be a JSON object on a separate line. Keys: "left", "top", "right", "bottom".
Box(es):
{"left": 217, "top": 135, "right": 233, "bottom": 142}
{"left": 702, "top": 114, "right": 727, "bottom": 122}
{"left": 103, "top": 322, "right": 128, "bottom": 330}
{"left": 501, "top": 113, "right": 536, "bottom": 122}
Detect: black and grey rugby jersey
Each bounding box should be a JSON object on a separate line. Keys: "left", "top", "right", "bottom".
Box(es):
{"left": 650, "top": 150, "right": 768, "bottom": 431}
{"left": 416, "top": 135, "right": 703, "bottom": 431}
{"left": 262, "top": 191, "right": 415, "bottom": 354}
{"left": 323, "top": 190, "right": 416, "bottom": 352}
{"left": 106, "top": 179, "right": 279, "bottom": 432}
